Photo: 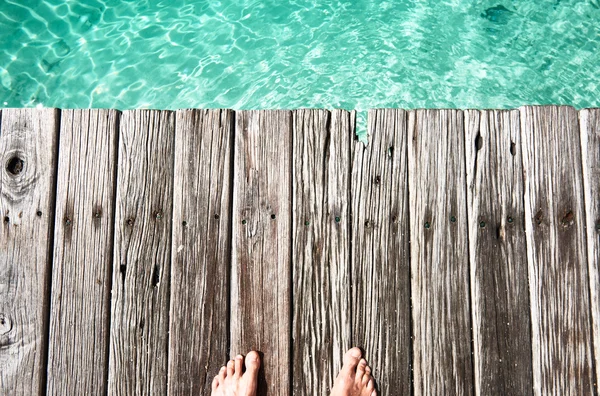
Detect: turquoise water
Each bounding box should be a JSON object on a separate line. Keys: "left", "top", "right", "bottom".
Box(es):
{"left": 1, "top": 0, "right": 600, "bottom": 119}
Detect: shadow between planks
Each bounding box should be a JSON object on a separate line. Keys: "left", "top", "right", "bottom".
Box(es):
{"left": 0, "top": 106, "right": 599, "bottom": 396}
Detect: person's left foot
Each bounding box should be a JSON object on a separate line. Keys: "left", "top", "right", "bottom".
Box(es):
{"left": 211, "top": 352, "right": 260, "bottom": 396}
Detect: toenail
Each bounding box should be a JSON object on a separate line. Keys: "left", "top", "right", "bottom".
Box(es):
{"left": 350, "top": 348, "right": 361, "bottom": 358}
{"left": 236, "top": 355, "right": 243, "bottom": 359}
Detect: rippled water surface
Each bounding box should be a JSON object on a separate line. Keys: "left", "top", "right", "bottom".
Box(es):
{"left": 1, "top": 0, "right": 600, "bottom": 113}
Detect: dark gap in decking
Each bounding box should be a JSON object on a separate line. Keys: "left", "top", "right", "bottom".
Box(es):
{"left": 348, "top": 110, "right": 355, "bottom": 353}
{"left": 40, "top": 109, "right": 61, "bottom": 396}
{"left": 226, "top": 110, "right": 236, "bottom": 366}
{"left": 164, "top": 110, "right": 178, "bottom": 393}
{"left": 103, "top": 110, "right": 122, "bottom": 396}
{"left": 288, "top": 110, "right": 294, "bottom": 396}
{"left": 461, "top": 110, "right": 477, "bottom": 396}
{"left": 404, "top": 109, "right": 415, "bottom": 396}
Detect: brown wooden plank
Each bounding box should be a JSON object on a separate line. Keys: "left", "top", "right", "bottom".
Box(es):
{"left": 292, "top": 109, "right": 352, "bottom": 395}
{"left": 0, "top": 108, "right": 59, "bottom": 395}
{"left": 231, "top": 110, "right": 292, "bottom": 396}
{"left": 464, "top": 109, "right": 533, "bottom": 395}
{"left": 351, "top": 109, "right": 411, "bottom": 395}
{"left": 108, "top": 110, "right": 175, "bottom": 395}
{"left": 407, "top": 109, "right": 473, "bottom": 395}
{"left": 520, "top": 105, "right": 594, "bottom": 394}
{"left": 46, "top": 109, "right": 119, "bottom": 395}
{"left": 581, "top": 108, "right": 600, "bottom": 395}
{"left": 168, "top": 109, "right": 233, "bottom": 396}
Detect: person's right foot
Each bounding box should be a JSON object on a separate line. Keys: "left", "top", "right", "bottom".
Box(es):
{"left": 330, "top": 347, "right": 377, "bottom": 396}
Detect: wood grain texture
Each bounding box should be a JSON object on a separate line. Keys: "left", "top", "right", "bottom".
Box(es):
{"left": 581, "top": 108, "right": 600, "bottom": 395}
{"left": 46, "top": 109, "right": 119, "bottom": 395}
{"left": 464, "top": 109, "right": 533, "bottom": 395}
{"left": 292, "top": 109, "right": 352, "bottom": 395}
{"left": 108, "top": 110, "right": 175, "bottom": 396}
{"left": 231, "top": 110, "right": 292, "bottom": 396}
{"left": 0, "top": 108, "right": 59, "bottom": 395}
{"left": 169, "top": 109, "right": 233, "bottom": 396}
{"left": 407, "top": 109, "right": 473, "bottom": 396}
{"left": 520, "top": 105, "right": 594, "bottom": 394}
{"left": 351, "top": 109, "right": 411, "bottom": 395}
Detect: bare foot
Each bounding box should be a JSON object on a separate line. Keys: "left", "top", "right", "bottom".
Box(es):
{"left": 330, "top": 347, "right": 377, "bottom": 396}
{"left": 211, "top": 351, "right": 260, "bottom": 396}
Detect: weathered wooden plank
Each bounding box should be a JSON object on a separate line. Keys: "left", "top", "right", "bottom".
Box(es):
{"left": 231, "top": 110, "right": 292, "bottom": 396}
{"left": 581, "top": 108, "right": 600, "bottom": 395}
{"left": 464, "top": 109, "right": 533, "bottom": 395}
{"left": 520, "top": 105, "right": 594, "bottom": 394}
{"left": 168, "top": 109, "right": 233, "bottom": 396}
{"left": 0, "top": 108, "right": 59, "bottom": 395}
{"left": 407, "top": 109, "right": 473, "bottom": 395}
{"left": 46, "top": 109, "right": 119, "bottom": 395}
{"left": 292, "top": 109, "right": 352, "bottom": 395}
{"left": 108, "top": 110, "right": 175, "bottom": 395}
{"left": 351, "top": 109, "right": 411, "bottom": 395}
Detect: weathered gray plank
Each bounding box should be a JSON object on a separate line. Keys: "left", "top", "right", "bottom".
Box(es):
{"left": 464, "top": 109, "right": 533, "bottom": 395}
{"left": 351, "top": 109, "right": 411, "bottom": 395}
{"left": 108, "top": 110, "right": 175, "bottom": 395}
{"left": 407, "top": 109, "right": 473, "bottom": 395}
{"left": 46, "top": 109, "right": 119, "bottom": 395}
{"left": 520, "top": 105, "right": 594, "bottom": 394}
{"left": 581, "top": 108, "right": 600, "bottom": 395}
{"left": 292, "top": 109, "right": 352, "bottom": 395}
{"left": 231, "top": 110, "right": 292, "bottom": 396}
{"left": 168, "top": 109, "right": 233, "bottom": 396}
{"left": 0, "top": 108, "right": 59, "bottom": 395}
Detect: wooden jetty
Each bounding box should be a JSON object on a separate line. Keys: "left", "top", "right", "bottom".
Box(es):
{"left": 0, "top": 106, "right": 599, "bottom": 395}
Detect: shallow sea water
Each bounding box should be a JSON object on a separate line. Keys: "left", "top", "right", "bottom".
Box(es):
{"left": 1, "top": 0, "right": 600, "bottom": 138}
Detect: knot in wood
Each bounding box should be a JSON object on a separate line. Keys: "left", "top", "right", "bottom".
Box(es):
{"left": 534, "top": 210, "right": 543, "bottom": 226}
{"left": 0, "top": 313, "right": 12, "bottom": 335}
{"left": 5, "top": 156, "right": 24, "bottom": 176}
{"left": 561, "top": 210, "right": 574, "bottom": 227}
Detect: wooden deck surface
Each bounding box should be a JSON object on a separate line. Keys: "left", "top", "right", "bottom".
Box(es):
{"left": 1, "top": 106, "right": 599, "bottom": 395}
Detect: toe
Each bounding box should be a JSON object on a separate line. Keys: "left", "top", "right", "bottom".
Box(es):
{"left": 342, "top": 347, "right": 362, "bottom": 373}
{"left": 227, "top": 359, "right": 235, "bottom": 377}
{"left": 244, "top": 351, "right": 261, "bottom": 376}
{"left": 234, "top": 355, "right": 244, "bottom": 377}
{"left": 367, "top": 378, "right": 375, "bottom": 391}
{"left": 362, "top": 371, "right": 371, "bottom": 386}
{"left": 211, "top": 375, "right": 219, "bottom": 391}
{"left": 371, "top": 391, "right": 377, "bottom": 396}
{"left": 356, "top": 359, "right": 367, "bottom": 380}
{"left": 218, "top": 366, "right": 226, "bottom": 381}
